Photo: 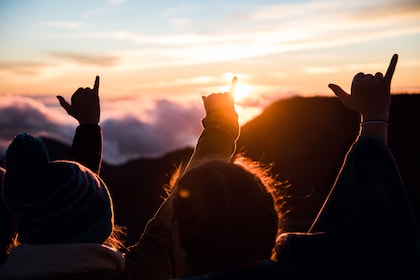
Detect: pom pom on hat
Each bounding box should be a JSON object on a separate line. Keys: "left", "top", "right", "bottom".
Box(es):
{"left": 2, "top": 133, "right": 113, "bottom": 244}
{"left": 4, "top": 132, "right": 49, "bottom": 172}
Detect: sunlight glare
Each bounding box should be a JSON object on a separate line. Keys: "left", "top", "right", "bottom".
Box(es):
{"left": 234, "top": 82, "right": 254, "bottom": 102}
{"left": 221, "top": 79, "right": 255, "bottom": 103}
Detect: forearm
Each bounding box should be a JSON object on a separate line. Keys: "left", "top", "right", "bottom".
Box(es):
{"left": 70, "top": 124, "right": 103, "bottom": 174}
{"left": 183, "top": 108, "right": 239, "bottom": 173}
{"left": 125, "top": 199, "right": 178, "bottom": 279}
{"left": 309, "top": 135, "right": 399, "bottom": 232}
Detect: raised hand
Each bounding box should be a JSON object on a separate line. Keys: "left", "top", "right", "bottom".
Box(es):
{"left": 57, "top": 76, "right": 100, "bottom": 125}
{"left": 328, "top": 54, "right": 398, "bottom": 122}
{"left": 182, "top": 76, "right": 240, "bottom": 174}
{"left": 202, "top": 76, "right": 238, "bottom": 114}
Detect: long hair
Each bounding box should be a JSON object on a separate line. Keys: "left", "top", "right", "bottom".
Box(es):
{"left": 169, "top": 154, "right": 289, "bottom": 275}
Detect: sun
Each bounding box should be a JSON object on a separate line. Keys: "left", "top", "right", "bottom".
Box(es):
{"left": 221, "top": 75, "right": 254, "bottom": 103}
{"left": 233, "top": 82, "right": 254, "bottom": 102}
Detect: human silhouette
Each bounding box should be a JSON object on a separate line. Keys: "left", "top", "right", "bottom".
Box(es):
{"left": 169, "top": 76, "right": 285, "bottom": 276}
{"left": 274, "top": 54, "right": 420, "bottom": 279}
{"left": 0, "top": 76, "right": 104, "bottom": 266}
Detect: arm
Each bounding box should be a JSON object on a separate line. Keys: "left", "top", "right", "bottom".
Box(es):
{"left": 183, "top": 76, "right": 239, "bottom": 173}
{"left": 309, "top": 54, "right": 398, "bottom": 231}
{"left": 275, "top": 54, "right": 419, "bottom": 278}
{"left": 124, "top": 77, "right": 240, "bottom": 279}
{"left": 57, "top": 76, "right": 103, "bottom": 174}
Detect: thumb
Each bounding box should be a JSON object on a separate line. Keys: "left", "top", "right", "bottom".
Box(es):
{"left": 56, "top": 96, "right": 72, "bottom": 114}
{"left": 328, "top": 84, "right": 350, "bottom": 103}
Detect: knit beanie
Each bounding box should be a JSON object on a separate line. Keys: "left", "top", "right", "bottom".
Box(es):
{"left": 1, "top": 133, "right": 114, "bottom": 244}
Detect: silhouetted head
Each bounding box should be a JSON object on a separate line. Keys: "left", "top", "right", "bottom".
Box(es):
{"left": 172, "top": 157, "right": 283, "bottom": 275}
{"left": 1, "top": 133, "right": 114, "bottom": 245}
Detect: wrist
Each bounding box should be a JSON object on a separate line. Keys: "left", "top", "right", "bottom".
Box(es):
{"left": 362, "top": 114, "right": 389, "bottom": 123}
{"left": 78, "top": 120, "right": 100, "bottom": 126}
{"left": 359, "top": 122, "right": 388, "bottom": 145}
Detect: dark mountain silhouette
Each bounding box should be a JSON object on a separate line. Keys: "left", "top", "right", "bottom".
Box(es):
{"left": 28, "top": 94, "right": 420, "bottom": 245}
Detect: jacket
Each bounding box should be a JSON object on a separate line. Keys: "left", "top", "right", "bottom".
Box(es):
{"left": 275, "top": 135, "right": 420, "bottom": 279}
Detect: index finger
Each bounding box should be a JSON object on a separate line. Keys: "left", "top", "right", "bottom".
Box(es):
{"left": 93, "top": 75, "right": 100, "bottom": 94}
{"left": 229, "top": 76, "right": 238, "bottom": 100}
{"left": 384, "top": 54, "right": 398, "bottom": 83}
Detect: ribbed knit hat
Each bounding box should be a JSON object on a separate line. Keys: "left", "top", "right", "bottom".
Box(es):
{"left": 1, "top": 133, "right": 114, "bottom": 244}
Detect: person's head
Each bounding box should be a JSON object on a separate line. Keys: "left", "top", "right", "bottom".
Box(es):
{"left": 171, "top": 156, "right": 284, "bottom": 275}
{"left": 1, "top": 133, "right": 116, "bottom": 246}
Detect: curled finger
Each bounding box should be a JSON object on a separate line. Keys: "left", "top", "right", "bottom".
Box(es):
{"left": 71, "top": 88, "right": 84, "bottom": 102}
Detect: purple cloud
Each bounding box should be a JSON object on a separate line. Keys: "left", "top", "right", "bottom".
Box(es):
{"left": 0, "top": 95, "right": 204, "bottom": 165}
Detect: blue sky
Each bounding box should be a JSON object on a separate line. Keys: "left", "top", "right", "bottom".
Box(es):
{"left": 0, "top": 0, "right": 419, "bottom": 164}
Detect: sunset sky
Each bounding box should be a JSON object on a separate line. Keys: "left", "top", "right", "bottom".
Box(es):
{"left": 0, "top": 0, "right": 419, "bottom": 164}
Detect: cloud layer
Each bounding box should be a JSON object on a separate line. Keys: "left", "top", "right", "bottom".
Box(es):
{"left": 0, "top": 95, "right": 204, "bottom": 165}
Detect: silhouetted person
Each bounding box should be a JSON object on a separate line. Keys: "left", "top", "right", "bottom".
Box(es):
{"left": 274, "top": 53, "right": 420, "bottom": 279}
{"left": 0, "top": 76, "right": 104, "bottom": 266}
{"left": 172, "top": 158, "right": 284, "bottom": 277}
{"left": 0, "top": 132, "right": 125, "bottom": 279}
{"left": 169, "top": 77, "right": 286, "bottom": 277}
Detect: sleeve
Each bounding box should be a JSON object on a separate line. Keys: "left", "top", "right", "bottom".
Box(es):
{"left": 124, "top": 106, "right": 240, "bottom": 279}
{"left": 275, "top": 135, "right": 420, "bottom": 279}
{"left": 123, "top": 202, "right": 175, "bottom": 280}
{"left": 69, "top": 124, "right": 103, "bottom": 174}
{"left": 309, "top": 135, "right": 418, "bottom": 235}
{"left": 183, "top": 107, "right": 239, "bottom": 173}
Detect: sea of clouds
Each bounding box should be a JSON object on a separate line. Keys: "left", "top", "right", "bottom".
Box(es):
{"left": 0, "top": 95, "right": 204, "bottom": 165}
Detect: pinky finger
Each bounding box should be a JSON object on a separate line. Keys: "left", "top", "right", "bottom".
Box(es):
{"left": 93, "top": 76, "right": 100, "bottom": 95}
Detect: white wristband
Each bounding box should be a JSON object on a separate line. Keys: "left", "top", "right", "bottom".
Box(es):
{"left": 361, "top": 120, "right": 388, "bottom": 127}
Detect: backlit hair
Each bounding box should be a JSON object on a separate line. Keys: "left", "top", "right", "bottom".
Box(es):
{"left": 169, "top": 154, "right": 289, "bottom": 275}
